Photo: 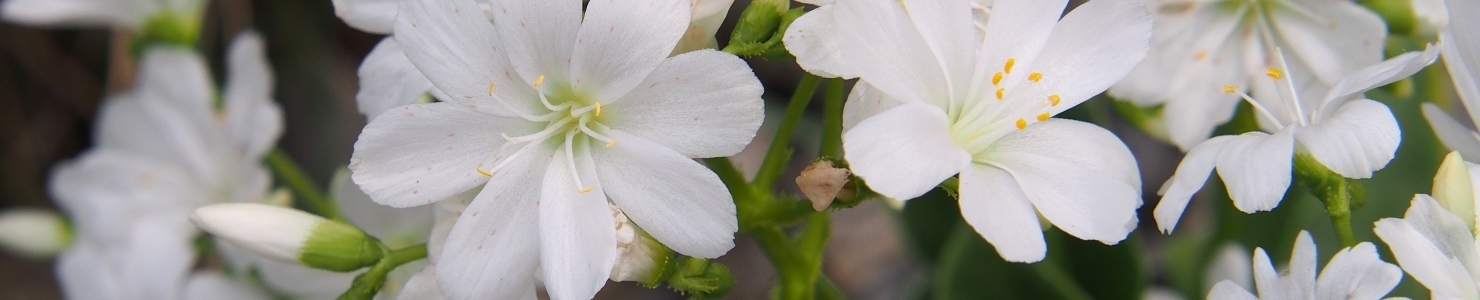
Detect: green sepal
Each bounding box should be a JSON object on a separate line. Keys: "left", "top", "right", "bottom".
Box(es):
{"left": 299, "top": 220, "right": 384, "bottom": 272}
{"left": 130, "top": 10, "right": 202, "bottom": 56}
{"left": 663, "top": 257, "right": 735, "bottom": 299}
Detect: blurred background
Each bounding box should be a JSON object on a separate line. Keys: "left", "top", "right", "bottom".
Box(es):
{"left": 0, "top": 0, "right": 1457, "bottom": 299}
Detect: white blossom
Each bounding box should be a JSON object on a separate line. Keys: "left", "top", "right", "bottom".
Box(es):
{"left": 1208, "top": 231, "right": 1404, "bottom": 300}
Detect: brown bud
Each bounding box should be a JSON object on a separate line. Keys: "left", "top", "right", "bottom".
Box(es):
{"left": 796, "top": 160, "right": 851, "bottom": 211}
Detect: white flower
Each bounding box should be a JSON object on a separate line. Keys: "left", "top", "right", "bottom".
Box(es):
{"left": 1109, "top": 0, "right": 1387, "bottom": 150}
{"left": 349, "top": 0, "right": 763, "bottom": 298}
{"left": 819, "top": 0, "right": 1151, "bottom": 263}
{"left": 192, "top": 203, "right": 332, "bottom": 265}
{"left": 783, "top": 0, "right": 993, "bottom": 79}
{"left": 1, "top": 0, "right": 205, "bottom": 30}
{"left": 1154, "top": 47, "right": 1438, "bottom": 233}
{"left": 1375, "top": 194, "right": 1480, "bottom": 299}
{"left": 1208, "top": 231, "right": 1404, "bottom": 300}
{"left": 48, "top": 32, "right": 281, "bottom": 300}
{"left": 0, "top": 208, "right": 68, "bottom": 258}
{"left": 1423, "top": 0, "right": 1480, "bottom": 164}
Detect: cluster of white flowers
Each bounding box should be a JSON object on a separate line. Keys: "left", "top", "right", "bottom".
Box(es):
{"left": 6, "top": 0, "right": 1480, "bottom": 298}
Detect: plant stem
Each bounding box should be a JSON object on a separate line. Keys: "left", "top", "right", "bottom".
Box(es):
{"left": 337, "top": 243, "right": 427, "bottom": 300}
{"left": 754, "top": 74, "right": 820, "bottom": 192}
{"left": 386, "top": 243, "right": 428, "bottom": 267}
{"left": 266, "top": 148, "right": 343, "bottom": 221}
{"left": 820, "top": 78, "right": 845, "bottom": 159}
{"left": 1030, "top": 259, "right": 1093, "bottom": 300}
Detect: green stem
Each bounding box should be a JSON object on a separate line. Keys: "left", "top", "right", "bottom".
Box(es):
{"left": 1029, "top": 259, "right": 1093, "bottom": 300}
{"left": 753, "top": 227, "right": 810, "bottom": 300}
{"left": 814, "top": 276, "right": 846, "bottom": 300}
{"left": 820, "top": 78, "right": 845, "bottom": 159}
{"left": 337, "top": 243, "right": 428, "bottom": 300}
{"left": 386, "top": 243, "right": 428, "bottom": 267}
{"left": 266, "top": 148, "right": 343, "bottom": 221}
{"left": 1293, "top": 153, "right": 1359, "bottom": 247}
{"left": 754, "top": 74, "right": 821, "bottom": 192}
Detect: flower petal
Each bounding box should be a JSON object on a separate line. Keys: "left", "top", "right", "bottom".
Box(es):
{"left": 357, "top": 37, "right": 437, "bottom": 122}
{"left": 1320, "top": 47, "right": 1440, "bottom": 109}
{"left": 539, "top": 148, "right": 617, "bottom": 300}
{"left": 395, "top": 0, "right": 539, "bottom": 115}
{"left": 349, "top": 102, "right": 541, "bottom": 207}
{"left": 94, "top": 93, "right": 218, "bottom": 179}
{"left": 0, "top": 0, "right": 143, "bottom": 28}
{"left": 1443, "top": 0, "right": 1480, "bottom": 125}
{"left": 1215, "top": 129, "right": 1295, "bottom": 213}
{"left": 1000, "top": 0, "right": 1152, "bottom": 117}
{"left": 968, "top": 0, "right": 1065, "bottom": 101}
{"left": 1315, "top": 242, "right": 1402, "bottom": 300}
{"left": 842, "top": 103, "right": 970, "bottom": 201}
{"left": 435, "top": 151, "right": 548, "bottom": 300}
{"left": 571, "top": 0, "right": 689, "bottom": 103}
{"left": 332, "top": 169, "right": 433, "bottom": 246}
{"left": 1155, "top": 135, "right": 1235, "bottom": 233}
{"left": 1267, "top": 0, "right": 1386, "bottom": 85}
{"left": 832, "top": 0, "right": 948, "bottom": 104}
{"left": 1423, "top": 103, "right": 1480, "bottom": 161}
{"left": 840, "top": 81, "right": 903, "bottom": 130}
{"left": 1208, "top": 280, "right": 1259, "bottom": 300}
{"left": 958, "top": 164, "right": 1046, "bottom": 263}
{"left": 592, "top": 131, "right": 737, "bottom": 258}
{"left": 223, "top": 31, "right": 284, "bottom": 161}
{"left": 900, "top": 0, "right": 975, "bottom": 96}
{"left": 1282, "top": 231, "right": 1318, "bottom": 299}
{"left": 1374, "top": 197, "right": 1480, "bottom": 299}
{"left": 605, "top": 50, "right": 763, "bottom": 158}
{"left": 488, "top": 0, "right": 580, "bottom": 84}
{"left": 783, "top": 5, "right": 854, "bottom": 78}
{"left": 984, "top": 119, "right": 1141, "bottom": 243}
{"left": 1296, "top": 99, "right": 1400, "bottom": 179}
{"left": 397, "top": 266, "right": 446, "bottom": 300}
{"left": 332, "top": 0, "right": 398, "bottom": 34}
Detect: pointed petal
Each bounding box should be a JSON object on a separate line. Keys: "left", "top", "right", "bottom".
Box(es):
{"left": 1286, "top": 231, "right": 1318, "bottom": 299}
{"left": 349, "top": 102, "right": 541, "bottom": 207}
{"left": 223, "top": 31, "right": 284, "bottom": 160}
{"left": 1208, "top": 281, "right": 1259, "bottom": 300}
{"left": 1156, "top": 136, "right": 1235, "bottom": 233}
{"left": 571, "top": 0, "right": 689, "bottom": 103}
{"left": 984, "top": 119, "right": 1141, "bottom": 243}
{"left": 1321, "top": 47, "right": 1441, "bottom": 109}
{"left": 1215, "top": 130, "right": 1295, "bottom": 213}
{"left": 842, "top": 103, "right": 970, "bottom": 201}
{"left": 1425, "top": 103, "right": 1480, "bottom": 162}
{"left": 1375, "top": 217, "right": 1480, "bottom": 298}
{"left": 332, "top": 0, "right": 397, "bottom": 34}
{"left": 488, "top": 0, "right": 580, "bottom": 84}
{"left": 539, "top": 148, "right": 617, "bottom": 300}
{"left": 137, "top": 47, "right": 215, "bottom": 124}
{"left": 1251, "top": 248, "right": 1281, "bottom": 299}
{"left": 1396, "top": 194, "right": 1480, "bottom": 276}
{"left": 1268, "top": 0, "right": 1386, "bottom": 85}
{"left": 1002, "top": 0, "right": 1152, "bottom": 116}
{"left": 395, "top": 0, "right": 539, "bottom": 114}
{"left": 840, "top": 81, "right": 903, "bottom": 130}
{"left": 1296, "top": 99, "right": 1400, "bottom": 178}
{"left": 0, "top": 0, "right": 143, "bottom": 28}
{"left": 1315, "top": 242, "right": 1402, "bottom": 300}
{"left": 958, "top": 164, "right": 1046, "bottom": 263}
{"left": 832, "top": 0, "right": 948, "bottom": 104}
{"left": 605, "top": 50, "right": 764, "bottom": 158}
{"left": 968, "top": 0, "right": 1066, "bottom": 101}
{"left": 783, "top": 5, "right": 854, "bottom": 78}
{"left": 593, "top": 131, "right": 737, "bottom": 258}
{"left": 435, "top": 149, "right": 549, "bottom": 300}
{"left": 900, "top": 0, "right": 975, "bottom": 97}
{"left": 357, "top": 37, "right": 436, "bottom": 121}
{"left": 1442, "top": 0, "right": 1480, "bottom": 124}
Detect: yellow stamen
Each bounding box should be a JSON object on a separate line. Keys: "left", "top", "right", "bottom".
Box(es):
{"left": 579, "top": 186, "right": 594, "bottom": 193}
{"left": 992, "top": 72, "right": 1003, "bottom": 86}
{"left": 1036, "top": 112, "right": 1050, "bottom": 121}
{"left": 534, "top": 75, "right": 546, "bottom": 88}
{"left": 1222, "top": 85, "right": 1239, "bottom": 94}
{"left": 1004, "top": 58, "right": 1016, "bottom": 74}
{"left": 1194, "top": 50, "right": 1208, "bottom": 61}
{"left": 594, "top": 102, "right": 602, "bottom": 117}
{"left": 487, "top": 82, "right": 496, "bottom": 96}
{"left": 995, "top": 88, "right": 1005, "bottom": 100}
{"left": 476, "top": 168, "right": 492, "bottom": 177}
{"left": 1265, "top": 68, "right": 1282, "bottom": 80}
{"left": 1048, "top": 94, "right": 1061, "bottom": 106}
{"left": 1028, "top": 72, "right": 1042, "bottom": 83}
{"left": 1015, "top": 118, "right": 1027, "bottom": 130}
{"left": 605, "top": 139, "right": 616, "bottom": 148}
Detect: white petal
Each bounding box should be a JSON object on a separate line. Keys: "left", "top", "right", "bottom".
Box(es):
{"left": 349, "top": 102, "right": 541, "bottom": 207}
{"left": 0, "top": 0, "right": 143, "bottom": 28}
{"left": 840, "top": 81, "right": 903, "bottom": 130}
{"left": 1283, "top": 231, "right": 1318, "bottom": 299}
{"left": 1320, "top": 47, "right": 1441, "bottom": 109}
{"left": 94, "top": 94, "right": 217, "bottom": 180}
{"left": 123, "top": 217, "right": 201, "bottom": 300}
{"left": 56, "top": 242, "right": 122, "bottom": 299}
{"left": 1207, "top": 244, "right": 1254, "bottom": 290}
{"left": 672, "top": 0, "right": 733, "bottom": 54}
{"left": 49, "top": 150, "right": 202, "bottom": 237}
{"left": 900, "top": 0, "right": 976, "bottom": 97}
{"left": 183, "top": 272, "right": 270, "bottom": 300}
{"left": 958, "top": 164, "right": 1046, "bottom": 263}
{"left": 984, "top": 119, "right": 1141, "bottom": 243}
{"left": 1268, "top": 0, "right": 1386, "bottom": 85}
{"left": 1374, "top": 196, "right": 1480, "bottom": 299}
{"left": 223, "top": 31, "right": 284, "bottom": 160}
{"left": 357, "top": 37, "right": 436, "bottom": 122}
{"left": 1424, "top": 103, "right": 1480, "bottom": 163}
{"left": 1296, "top": 99, "right": 1400, "bottom": 179}
{"left": 605, "top": 50, "right": 763, "bottom": 158}
{"left": 842, "top": 103, "right": 970, "bottom": 201}
{"left": 783, "top": 5, "right": 854, "bottom": 78}
{"left": 488, "top": 0, "right": 580, "bottom": 85}
{"left": 832, "top": 0, "right": 948, "bottom": 104}
{"left": 191, "top": 203, "right": 319, "bottom": 263}
{"left": 1000, "top": 0, "right": 1152, "bottom": 116}
{"left": 1398, "top": 194, "right": 1480, "bottom": 276}
{"left": 1155, "top": 136, "right": 1235, "bottom": 233}
{"left": 398, "top": 266, "right": 446, "bottom": 300}
{"left": 968, "top": 0, "right": 1065, "bottom": 101}
{"left": 571, "top": 0, "right": 689, "bottom": 103}
{"left": 332, "top": 169, "right": 432, "bottom": 246}
{"left": 1250, "top": 247, "right": 1283, "bottom": 298}
{"left": 1315, "top": 242, "right": 1402, "bottom": 300}
{"left": 254, "top": 258, "right": 354, "bottom": 299}
{"left": 137, "top": 47, "right": 216, "bottom": 123}
{"left": 435, "top": 155, "right": 547, "bottom": 300}
{"left": 592, "top": 131, "right": 737, "bottom": 258}
{"left": 1443, "top": 0, "right": 1480, "bottom": 125}
{"left": 1208, "top": 281, "right": 1259, "bottom": 300}
{"left": 395, "top": 0, "right": 540, "bottom": 115}
{"left": 332, "top": 0, "right": 398, "bottom": 34}
{"left": 1215, "top": 129, "right": 1295, "bottom": 213}
{"left": 538, "top": 148, "right": 616, "bottom": 300}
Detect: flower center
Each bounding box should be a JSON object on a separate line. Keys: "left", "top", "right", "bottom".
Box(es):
{"left": 945, "top": 58, "right": 1058, "bottom": 160}
{"left": 474, "top": 76, "right": 616, "bottom": 193}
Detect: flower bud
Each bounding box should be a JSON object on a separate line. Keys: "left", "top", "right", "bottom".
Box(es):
{"left": 191, "top": 203, "right": 383, "bottom": 272}
{"left": 796, "top": 160, "right": 850, "bottom": 211}
{"left": 609, "top": 205, "right": 672, "bottom": 286}
{"left": 0, "top": 208, "right": 69, "bottom": 258}
{"left": 1431, "top": 151, "right": 1478, "bottom": 231}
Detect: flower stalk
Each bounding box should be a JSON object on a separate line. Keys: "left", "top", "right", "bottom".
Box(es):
{"left": 1293, "top": 153, "right": 1361, "bottom": 247}
{"left": 266, "top": 148, "right": 344, "bottom": 221}
{"left": 336, "top": 243, "right": 427, "bottom": 300}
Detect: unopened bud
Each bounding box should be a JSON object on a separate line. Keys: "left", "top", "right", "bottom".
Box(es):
{"left": 609, "top": 205, "right": 671, "bottom": 286}
{"left": 191, "top": 203, "right": 383, "bottom": 272}
{"left": 796, "top": 160, "right": 851, "bottom": 211}
{"left": 1432, "top": 151, "right": 1478, "bottom": 231}
{"left": 0, "top": 208, "right": 68, "bottom": 258}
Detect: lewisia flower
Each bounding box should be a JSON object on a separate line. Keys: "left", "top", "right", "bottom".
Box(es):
{"left": 819, "top": 0, "right": 1151, "bottom": 262}
{"left": 1154, "top": 47, "right": 1438, "bottom": 233}
{"left": 1208, "top": 231, "right": 1404, "bottom": 300}
{"left": 1110, "top": 0, "right": 1387, "bottom": 150}
{"left": 1423, "top": 0, "right": 1480, "bottom": 162}
{"left": 48, "top": 32, "right": 282, "bottom": 299}
{"left": 349, "top": 0, "right": 763, "bottom": 298}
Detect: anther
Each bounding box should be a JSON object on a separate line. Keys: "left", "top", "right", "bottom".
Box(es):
{"left": 579, "top": 186, "right": 594, "bottom": 193}
{"left": 1265, "top": 68, "right": 1282, "bottom": 80}
{"left": 992, "top": 72, "right": 1003, "bottom": 86}
{"left": 605, "top": 139, "right": 616, "bottom": 148}
{"left": 1036, "top": 112, "right": 1050, "bottom": 121}
{"left": 1048, "top": 94, "right": 1061, "bottom": 106}
{"left": 534, "top": 75, "right": 546, "bottom": 88}
{"left": 476, "top": 168, "right": 492, "bottom": 177}
{"left": 1194, "top": 50, "right": 1208, "bottom": 61}
{"left": 594, "top": 102, "right": 602, "bottom": 117}
{"left": 995, "top": 88, "right": 1005, "bottom": 100}
{"left": 1004, "top": 58, "right": 1016, "bottom": 74}
{"left": 1028, "top": 72, "right": 1042, "bottom": 83}
{"left": 487, "top": 82, "right": 496, "bottom": 96}
{"left": 1015, "top": 118, "right": 1027, "bottom": 130}
{"left": 1222, "top": 85, "right": 1239, "bottom": 94}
